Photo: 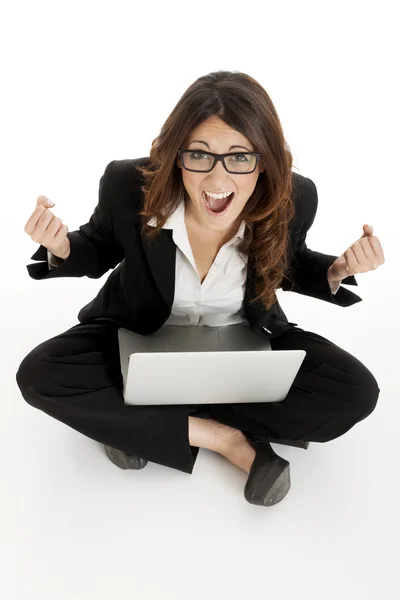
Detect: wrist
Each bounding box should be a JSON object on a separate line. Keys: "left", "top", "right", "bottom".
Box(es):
{"left": 54, "top": 248, "right": 70, "bottom": 261}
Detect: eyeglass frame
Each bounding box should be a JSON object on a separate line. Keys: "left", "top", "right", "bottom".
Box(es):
{"left": 177, "top": 149, "right": 262, "bottom": 174}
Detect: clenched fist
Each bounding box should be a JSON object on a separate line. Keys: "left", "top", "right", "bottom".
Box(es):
{"left": 24, "top": 195, "right": 71, "bottom": 260}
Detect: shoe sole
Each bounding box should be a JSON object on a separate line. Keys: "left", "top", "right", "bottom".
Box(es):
{"left": 261, "top": 461, "right": 291, "bottom": 506}
{"left": 104, "top": 445, "right": 148, "bottom": 470}
{"left": 245, "top": 457, "right": 291, "bottom": 506}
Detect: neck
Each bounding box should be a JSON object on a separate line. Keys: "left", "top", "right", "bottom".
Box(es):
{"left": 184, "top": 204, "right": 241, "bottom": 246}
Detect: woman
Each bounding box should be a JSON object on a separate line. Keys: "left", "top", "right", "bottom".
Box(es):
{"left": 17, "top": 70, "right": 382, "bottom": 507}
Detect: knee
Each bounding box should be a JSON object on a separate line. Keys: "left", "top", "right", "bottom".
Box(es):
{"left": 354, "top": 365, "right": 380, "bottom": 420}
{"left": 15, "top": 348, "right": 45, "bottom": 407}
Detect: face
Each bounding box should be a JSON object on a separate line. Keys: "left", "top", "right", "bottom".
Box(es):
{"left": 177, "top": 115, "right": 264, "bottom": 236}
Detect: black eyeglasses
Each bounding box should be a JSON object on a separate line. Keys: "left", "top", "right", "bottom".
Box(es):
{"left": 177, "top": 149, "right": 262, "bottom": 174}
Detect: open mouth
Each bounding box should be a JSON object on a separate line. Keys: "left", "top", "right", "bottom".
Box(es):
{"left": 202, "top": 192, "right": 235, "bottom": 216}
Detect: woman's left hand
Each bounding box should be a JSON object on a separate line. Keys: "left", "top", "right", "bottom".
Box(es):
{"left": 328, "top": 224, "right": 385, "bottom": 282}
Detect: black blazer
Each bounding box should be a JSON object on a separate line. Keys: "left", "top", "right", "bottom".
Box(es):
{"left": 27, "top": 158, "right": 362, "bottom": 340}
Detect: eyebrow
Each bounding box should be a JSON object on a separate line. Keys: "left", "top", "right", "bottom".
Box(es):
{"left": 188, "top": 139, "right": 252, "bottom": 152}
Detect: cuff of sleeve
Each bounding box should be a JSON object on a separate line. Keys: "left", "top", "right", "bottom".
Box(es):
{"left": 47, "top": 249, "right": 65, "bottom": 268}
{"left": 329, "top": 280, "right": 341, "bottom": 295}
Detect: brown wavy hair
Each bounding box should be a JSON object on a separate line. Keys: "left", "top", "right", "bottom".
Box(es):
{"left": 136, "top": 70, "right": 296, "bottom": 311}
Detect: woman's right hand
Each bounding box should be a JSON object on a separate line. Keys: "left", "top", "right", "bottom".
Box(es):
{"left": 24, "top": 195, "right": 71, "bottom": 260}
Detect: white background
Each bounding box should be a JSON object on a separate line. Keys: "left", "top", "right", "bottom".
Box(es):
{"left": 2, "top": 1, "right": 399, "bottom": 599}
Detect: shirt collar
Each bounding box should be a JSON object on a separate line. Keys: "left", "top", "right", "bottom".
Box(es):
{"left": 147, "top": 195, "right": 246, "bottom": 242}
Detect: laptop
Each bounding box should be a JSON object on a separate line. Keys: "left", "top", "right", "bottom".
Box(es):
{"left": 118, "top": 325, "right": 306, "bottom": 406}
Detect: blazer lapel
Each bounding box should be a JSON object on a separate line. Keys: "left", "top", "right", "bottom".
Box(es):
{"left": 141, "top": 226, "right": 177, "bottom": 309}
{"left": 243, "top": 255, "right": 269, "bottom": 333}
{"left": 243, "top": 254, "right": 298, "bottom": 336}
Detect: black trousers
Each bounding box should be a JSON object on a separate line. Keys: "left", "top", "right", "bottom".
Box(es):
{"left": 15, "top": 320, "right": 380, "bottom": 474}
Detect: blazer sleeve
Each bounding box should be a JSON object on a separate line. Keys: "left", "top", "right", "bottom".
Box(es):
{"left": 281, "top": 177, "right": 362, "bottom": 307}
{"left": 26, "top": 160, "right": 124, "bottom": 280}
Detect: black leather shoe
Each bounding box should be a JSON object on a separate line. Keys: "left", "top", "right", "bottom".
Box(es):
{"left": 244, "top": 437, "right": 291, "bottom": 506}
{"left": 104, "top": 445, "right": 148, "bottom": 470}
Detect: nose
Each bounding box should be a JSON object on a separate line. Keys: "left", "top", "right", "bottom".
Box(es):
{"left": 207, "top": 158, "right": 231, "bottom": 182}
